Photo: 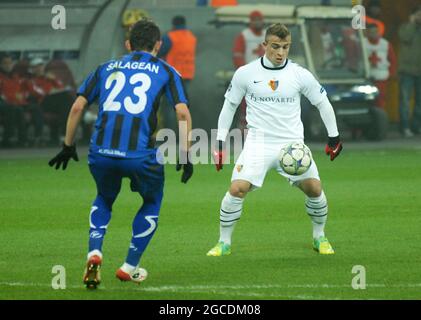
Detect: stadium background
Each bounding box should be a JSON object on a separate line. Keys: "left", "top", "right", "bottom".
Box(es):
{"left": 0, "top": 0, "right": 419, "bottom": 132}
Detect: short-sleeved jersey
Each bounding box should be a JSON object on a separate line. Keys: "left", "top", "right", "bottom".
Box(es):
{"left": 225, "top": 57, "right": 326, "bottom": 141}
{"left": 78, "top": 51, "right": 188, "bottom": 158}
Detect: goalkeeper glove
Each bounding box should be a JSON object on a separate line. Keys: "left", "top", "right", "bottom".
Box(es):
{"left": 325, "top": 136, "right": 343, "bottom": 161}
{"left": 176, "top": 152, "right": 193, "bottom": 184}
{"left": 212, "top": 140, "right": 225, "bottom": 171}
{"left": 48, "top": 143, "right": 79, "bottom": 170}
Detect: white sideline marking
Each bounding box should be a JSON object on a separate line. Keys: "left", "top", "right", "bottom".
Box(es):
{"left": 1, "top": 281, "right": 421, "bottom": 295}
{"left": 0, "top": 282, "right": 337, "bottom": 299}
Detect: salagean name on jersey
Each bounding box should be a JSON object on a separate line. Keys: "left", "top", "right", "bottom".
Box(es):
{"left": 106, "top": 60, "right": 160, "bottom": 74}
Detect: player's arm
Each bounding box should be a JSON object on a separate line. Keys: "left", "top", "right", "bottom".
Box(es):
{"left": 48, "top": 96, "right": 87, "bottom": 170}
{"left": 49, "top": 67, "right": 100, "bottom": 170}
{"left": 300, "top": 68, "right": 343, "bottom": 161}
{"left": 213, "top": 68, "right": 246, "bottom": 171}
{"left": 164, "top": 67, "right": 193, "bottom": 183}
{"left": 314, "top": 96, "right": 343, "bottom": 161}
{"left": 175, "top": 102, "right": 193, "bottom": 184}
{"left": 175, "top": 103, "right": 192, "bottom": 155}
{"left": 213, "top": 98, "right": 239, "bottom": 171}
{"left": 64, "top": 96, "right": 88, "bottom": 146}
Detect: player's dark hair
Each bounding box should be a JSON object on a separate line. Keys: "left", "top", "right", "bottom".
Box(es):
{"left": 265, "top": 23, "right": 291, "bottom": 41}
{"left": 129, "top": 18, "right": 161, "bottom": 52}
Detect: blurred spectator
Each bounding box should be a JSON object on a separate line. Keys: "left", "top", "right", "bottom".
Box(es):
{"left": 365, "top": 0, "right": 385, "bottom": 37}
{"left": 398, "top": 6, "right": 421, "bottom": 137}
{"left": 210, "top": 0, "right": 237, "bottom": 7}
{"left": 0, "top": 54, "right": 27, "bottom": 147}
{"left": 364, "top": 23, "right": 397, "bottom": 109}
{"left": 158, "top": 15, "right": 197, "bottom": 131}
{"left": 26, "top": 57, "right": 73, "bottom": 146}
{"left": 7, "top": 57, "right": 46, "bottom": 147}
{"left": 320, "top": 24, "right": 335, "bottom": 68}
{"left": 45, "top": 59, "right": 94, "bottom": 145}
{"left": 159, "top": 15, "right": 197, "bottom": 89}
{"left": 12, "top": 59, "right": 31, "bottom": 78}
{"left": 232, "top": 10, "right": 265, "bottom": 69}
{"left": 45, "top": 59, "right": 77, "bottom": 94}
{"left": 341, "top": 26, "right": 362, "bottom": 73}
{"left": 232, "top": 10, "right": 265, "bottom": 134}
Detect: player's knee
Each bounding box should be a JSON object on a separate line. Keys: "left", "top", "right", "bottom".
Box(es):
{"left": 143, "top": 187, "right": 164, "bottom": 204}
{"left": 97, "top": 193, "right": 118, "bottom": 210}
{"left": 229, "top": 184, "right": 248, "bottom": 198}
{"left": 300, "top": 180, "right": 322, "bottom": 198}
{"left": 307, "top": 186, "right": 322, "bottom": 198}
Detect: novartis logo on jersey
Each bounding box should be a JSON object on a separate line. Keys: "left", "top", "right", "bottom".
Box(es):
{"left": 249, "top": 93, "right": 296, "bottom": 104}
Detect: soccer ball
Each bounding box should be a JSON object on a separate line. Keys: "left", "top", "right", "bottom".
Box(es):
{"left": 279, "top": 142, "right": 312, "bottom": 175}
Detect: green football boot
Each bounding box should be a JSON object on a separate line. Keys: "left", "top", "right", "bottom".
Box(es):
{"left": 313, "top": 236, "right": 335, "bottom": 255}
{"left": 206, "top": 241, "right": 231, "bottom": 257}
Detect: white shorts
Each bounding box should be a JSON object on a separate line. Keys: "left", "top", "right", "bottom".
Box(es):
{"left": 231, "top": 134, "right": 320, "bottom": 189}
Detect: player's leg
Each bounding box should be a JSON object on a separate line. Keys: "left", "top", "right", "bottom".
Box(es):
{"left": 298, "top": 178, "right": 326, "bottom": 239}
{"left": 207, "top": 179, "right": 251, "bottom": 257}
{"left": 88, "top": 158, "right": 122, "bottom": 259}
{"left": 297, "top": 178, "right": 334, "bottom": 255}
{"left": 116, "top": 190, "right": 162, "bottom": 283}
{"left": 278, "top": 156, "right": 334, "bottom": 255}
{"left": 84, "top": 155, "right": 123, "bottom": 288}
{"left": 208, "top": 133, "right": 273, "bottom": 256}
{"left": 116, "top": 155, "right": 164, "bottom": 283}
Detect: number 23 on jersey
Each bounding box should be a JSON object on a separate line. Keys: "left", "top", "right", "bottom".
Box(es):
{"left": 103, "top": 71, "right": 151, "bottom": 115}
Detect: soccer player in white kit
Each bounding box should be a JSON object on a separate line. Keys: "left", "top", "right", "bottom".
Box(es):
{"left": 207, "top": 23, "right": 343, "bottom": 256}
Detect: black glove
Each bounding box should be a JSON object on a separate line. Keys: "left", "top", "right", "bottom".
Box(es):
{"left": 48, "top": 143, "right": 79, "bottom": 170}
{"left": 325, "top": 136, "right": 343, "bottom": 161}
{"left": 176, "top": 152, "right": 193, "bottom": 183}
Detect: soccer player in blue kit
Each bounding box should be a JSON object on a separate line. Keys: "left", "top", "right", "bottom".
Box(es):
{"left": 49, "top": 19, "right": 193, "bottom": 289}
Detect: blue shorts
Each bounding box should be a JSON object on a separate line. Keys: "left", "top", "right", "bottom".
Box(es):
{"left": 88, "top": 150, "right": 164, "bottom": 201}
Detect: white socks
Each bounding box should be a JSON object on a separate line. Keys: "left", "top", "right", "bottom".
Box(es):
{"left": 305, "top": 191, "right": 328, "bottom": 239}
{"left": 219, "top": 192, "right": 244, "bottom": 245}
{"left": 87, "top": 249, "right": 103, "bottom": 260}
{"left": 121, "top": 262, "right": 136, "bottom": 273}
{"left": 217, "top": 190, "right": 327, "bottom": 244}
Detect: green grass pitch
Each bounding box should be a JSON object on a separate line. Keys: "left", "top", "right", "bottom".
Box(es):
{"left": 0, "top": 148, "right": 420, "bottom": 300}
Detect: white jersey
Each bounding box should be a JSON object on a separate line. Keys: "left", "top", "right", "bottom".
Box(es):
{"left": 225, "top": 57, "right": 327, "bottom": 141}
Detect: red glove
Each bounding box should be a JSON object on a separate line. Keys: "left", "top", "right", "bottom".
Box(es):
{"left": 325, "top": 136, "right": 343, "bottom": 161}
{"left": 212, "top": 141, "right": 225, "bottom": 171}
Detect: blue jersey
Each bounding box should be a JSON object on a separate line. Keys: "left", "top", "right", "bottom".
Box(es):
{"left": 78, "top": 51, "right": 188, "bottom": 158}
